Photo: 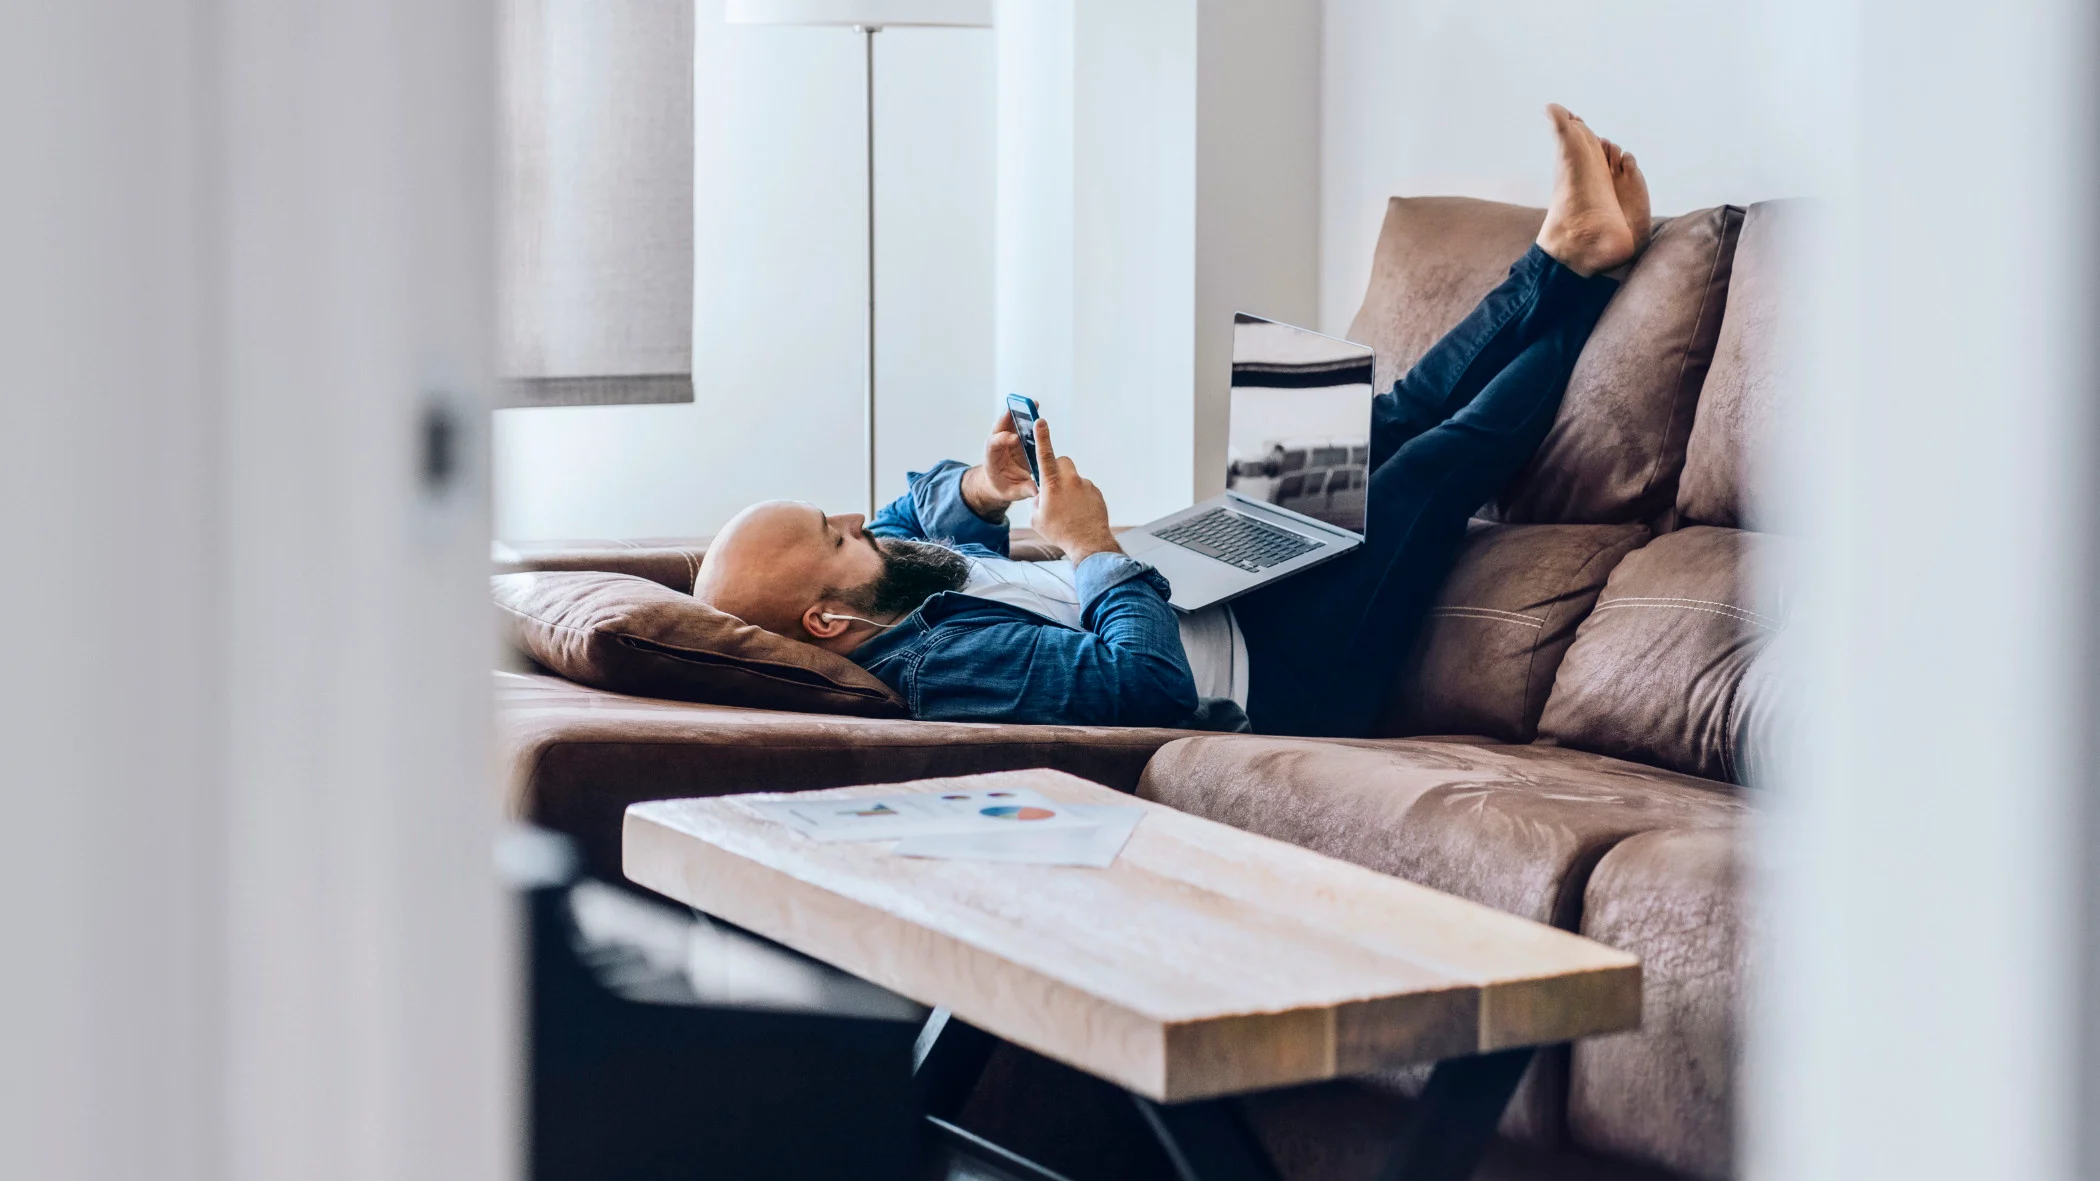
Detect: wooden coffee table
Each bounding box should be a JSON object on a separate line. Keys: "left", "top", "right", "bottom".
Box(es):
{"left": 624, "top": 770, "right": 1640, "bottom": 1181}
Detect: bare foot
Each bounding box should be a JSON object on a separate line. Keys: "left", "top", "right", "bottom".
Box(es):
{"left": 1537, "top": 104, "right": 1635, "bottom": 276}
{"left": 1601, "top": 138, "right": 1652, "bottom": 254}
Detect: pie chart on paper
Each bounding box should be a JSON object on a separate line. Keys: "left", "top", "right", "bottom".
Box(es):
{"left": 980, "top": 805, "right": 1057, "bottom": 822}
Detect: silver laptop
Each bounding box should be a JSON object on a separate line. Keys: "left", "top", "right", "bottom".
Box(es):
{"left": 1120, "top": 314, "right": 1375, "bottom": 612}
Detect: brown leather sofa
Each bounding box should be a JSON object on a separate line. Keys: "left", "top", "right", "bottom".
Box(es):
{"left": 496, "top": 195, "right": 1791, "bottom": 1181}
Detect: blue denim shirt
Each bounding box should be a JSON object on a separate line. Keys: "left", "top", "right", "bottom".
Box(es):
{"left": 847, "top": 461, "right": 1203, "bottom": 728}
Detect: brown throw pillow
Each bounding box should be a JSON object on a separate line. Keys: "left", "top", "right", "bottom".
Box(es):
{"left": 1377, "top": 521, "right": 1649, "bottom": 742}
{"left": 493, "top": 571, "right": 907, "bottom": 717}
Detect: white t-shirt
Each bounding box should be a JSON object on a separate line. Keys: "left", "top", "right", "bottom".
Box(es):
{"left": 958, "top": 555, "right": 1249, "bottom": 707}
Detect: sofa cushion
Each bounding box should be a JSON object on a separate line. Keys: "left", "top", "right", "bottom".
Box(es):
{"left": 494, "top": 570, "right": 907, "bottom": 717}
{"left": 1498, "top": 206, "right": 1744, "bottom": 526}
{"left": 500, "top": 672, "right": 1193, "bottom": 880}
{"left": 494, "top": 530, "right": 1068, "bottom": 589}
{"left": 1138, "top": 736, "right": 1743, "bottom": 1142}
{"left": 1536, "top": 527, "right": 1790, "bottom": 784}
{"left": 1378, "top": 522, "right": 1648, "bottom": 742}
{"left": 494, "top": 537, "right": 713, "bottom": 591}
{"left": 1571, "top": 826, "right": 1747, "bottom": 1181}
{"left": 1678, "top": 200, "right": 1803, "bottom": 529}
{"left": 1345, "top": 197, "right": 1743, "bottom": 526}
{"left": 1138, "top": 737, "right": 1742, "bottom": 932}
{"left": 1347, "top": 196, "right": 1546, "bottom": 395}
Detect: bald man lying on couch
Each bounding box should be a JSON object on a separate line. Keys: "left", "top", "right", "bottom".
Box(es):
{"left": 695, "top": 105, "right": 1650, "bottom": 737}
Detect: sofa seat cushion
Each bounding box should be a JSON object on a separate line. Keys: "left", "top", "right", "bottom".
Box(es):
{"left": 1571, "top": 826, "right": 1748, "bottom": 1181}
{"left": 1138, "top": 737, "right": 1744, "bottom": 928}
{"left": 499, "top": 673, "right": 1194, "bottom": 880}
{"left": 1380, "top": 522, "right": 1649, "bottom": 743}
{"left": 1138, "top": 736, "right": 1743, "bottom": 1146}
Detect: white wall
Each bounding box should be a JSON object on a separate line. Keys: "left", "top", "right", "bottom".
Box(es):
{"left": 1320, "top": 0, "right": 1820, "bottom": 332}
{"left": 495, "top": 7, "right": 995, "bottom": 539}
{"left": 1193, "top": 0, "right": 1321, "bottom": 500}
{"left": 997, "top": 0, "right": 1318, "bottom": 522}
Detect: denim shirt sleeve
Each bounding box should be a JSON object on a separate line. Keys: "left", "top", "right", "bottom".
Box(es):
{"left": 865, "top": 459, "right": 1009, "bottom": 556}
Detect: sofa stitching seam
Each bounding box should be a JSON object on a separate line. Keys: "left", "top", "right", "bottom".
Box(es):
{"left": 1429, "top": 606, "right": 1545, "bottom": 629}
{"left": 1597, "top": 596, "right": 1783, "bottom": 627}
{"left": 1588, "top": 601, "right": 1774, "bottom": 630}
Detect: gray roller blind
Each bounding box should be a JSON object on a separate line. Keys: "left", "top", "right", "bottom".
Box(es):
{"left": 499, "top": 0, "right": 695, "bottom": 407}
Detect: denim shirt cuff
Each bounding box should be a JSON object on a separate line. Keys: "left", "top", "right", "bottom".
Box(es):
{"left": 1073, "top": 551, "right": 1171, "bottom": 607}
{"left": 908, "top": 460, "right": 1010, "bottom": 552}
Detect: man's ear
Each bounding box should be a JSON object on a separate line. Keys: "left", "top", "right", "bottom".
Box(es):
{"left": 801, "top": 603, "right": 851, "bottom": 641}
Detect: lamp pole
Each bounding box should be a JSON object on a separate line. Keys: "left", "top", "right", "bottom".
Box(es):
{"left": 859, "top": 24, "right": 881, "bottom": 518}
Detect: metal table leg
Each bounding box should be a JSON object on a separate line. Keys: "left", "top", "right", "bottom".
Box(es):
{"left": 919, "top": 1010, "right": 1541, "bottom": 1181}
{"left": 914, "top": 1007, "right": 997, "bottom": 1120}
{"left": 916, "top": 1008, "right": 1087, "bottom": 1181}
{"left": 1376, "top": 1047, "right": 1537, "bottom": 1181}
{"left": 1131, "top": 1094, "right": 1284, "bottom": 1181}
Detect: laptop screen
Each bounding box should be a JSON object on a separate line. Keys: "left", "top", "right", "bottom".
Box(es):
{"left": 1226, "top": 313, "right": 1378, "bottom": 532}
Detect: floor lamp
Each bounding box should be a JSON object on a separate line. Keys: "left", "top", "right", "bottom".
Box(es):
{"left": 726, "top": 0, "right": 995, "bottom": 516}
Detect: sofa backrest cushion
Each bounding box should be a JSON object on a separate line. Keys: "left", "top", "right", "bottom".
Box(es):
{"left": 1347, "top": 196, "right": 1546, "bottom": 394}
{"left": 493, "top": 570, "right": 908, "bottom": 717}
{"left": 492, "top": 531, "right": 1070, "bottom": 592}
{"left": 1346, "top": 197, "right": 1743, "bottom": 526}
{"left": 1677, "top": 200, "right": 1802, "bottom": 529}
{"left": 1535, "top": 527, "right": 1788, "bottom": 784}
{"left": 1502, "top": 206, "right": 1743, "bottom": 526}
{"left": 493, "top": 538, "right": 712, "bottom": 592}
{"left": 1379, "top": 521, "right": 1648, "bottom": 743}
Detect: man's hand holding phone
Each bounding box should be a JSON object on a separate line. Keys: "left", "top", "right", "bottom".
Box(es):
{"left": 961, "top": 409, "right": 1039, "bottom": 520}
{"left": 1027, "top": 419, "right": 1121, "bottom": 564}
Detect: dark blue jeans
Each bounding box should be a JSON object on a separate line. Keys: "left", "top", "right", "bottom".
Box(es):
{"left": 1235, "top": 245, "right": 1620, "bottom": 737}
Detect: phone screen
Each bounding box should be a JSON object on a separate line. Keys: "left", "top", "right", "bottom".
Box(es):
{"left": 1005, "top": 394, "right": 1041, "bottom": 484}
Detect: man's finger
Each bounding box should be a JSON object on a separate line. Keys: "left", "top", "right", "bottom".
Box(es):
{"left": 994, "top": 409, "right": 1016, "bottom": 435}
{"left": 1034, "top": 419, "right": 1058, "bottom": 474}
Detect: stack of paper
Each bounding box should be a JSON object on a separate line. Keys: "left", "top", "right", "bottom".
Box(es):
{"left": 749, "top": 787, "right": 1143, "bottom": 868}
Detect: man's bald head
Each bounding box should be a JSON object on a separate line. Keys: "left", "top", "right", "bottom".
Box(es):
{"left": 693, "top": 500, "right": 970, "bottom": 653}
{"left": 693, "top": 501, "right": 880, "bottom": 637}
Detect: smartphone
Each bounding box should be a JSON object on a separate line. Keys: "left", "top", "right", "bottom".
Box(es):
{"left": 1005, "top": 394, "right": 1042, "bottom": 485}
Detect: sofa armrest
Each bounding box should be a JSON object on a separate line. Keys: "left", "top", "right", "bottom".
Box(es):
{"left": 498, "top": 672, "right": 1195, "bottom": 881}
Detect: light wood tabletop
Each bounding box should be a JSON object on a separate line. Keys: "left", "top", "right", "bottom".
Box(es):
{"left": 624, "top": 769, "right": 1639, "bottom": 1103}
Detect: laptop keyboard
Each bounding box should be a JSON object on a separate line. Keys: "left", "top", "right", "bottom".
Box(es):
{"left": 1156, "top": 507, "right": 1321, "bottom": 573}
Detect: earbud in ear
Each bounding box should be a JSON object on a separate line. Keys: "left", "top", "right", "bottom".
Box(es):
{"left": 819, "top": 611, "right": 895, "bottom": 630}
